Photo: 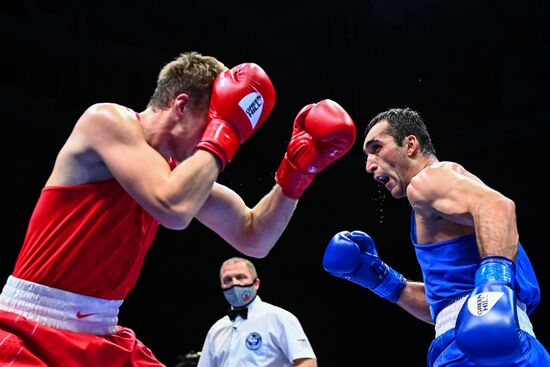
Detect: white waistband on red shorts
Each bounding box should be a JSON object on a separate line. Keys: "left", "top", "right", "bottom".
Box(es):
{"left": 434, "top": 293, "right": 535, "bottom": 338}
{"left": 0, "top": 275, "right": 123, "bottom": 335}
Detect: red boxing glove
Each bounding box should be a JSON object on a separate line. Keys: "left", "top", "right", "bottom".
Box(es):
{"left": 197, "top": 63, "right": 276, "bottom": 170}
{"left": 275, "top": 99, "right": 356, "bottom": 199}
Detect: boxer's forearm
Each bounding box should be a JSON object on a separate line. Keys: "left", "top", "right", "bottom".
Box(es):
{"left": 396, "top": 281, "right": 433, "bottom": 324}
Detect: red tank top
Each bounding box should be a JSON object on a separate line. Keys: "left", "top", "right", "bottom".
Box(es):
{"left": 13, "top": 179, "right": 159, "bottom": 300}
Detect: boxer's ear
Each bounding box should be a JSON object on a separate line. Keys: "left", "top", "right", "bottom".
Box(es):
{"left": 174, "top": 93, "right": 190, "bottom": 118}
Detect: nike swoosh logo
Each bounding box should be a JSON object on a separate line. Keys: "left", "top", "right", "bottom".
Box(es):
{"left": 76, "top": 311, "right": 97, "bottom": 319}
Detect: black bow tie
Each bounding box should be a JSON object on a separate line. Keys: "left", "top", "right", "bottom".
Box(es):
{"left": 227, "top": 307, "right": 248, "bottom": 321}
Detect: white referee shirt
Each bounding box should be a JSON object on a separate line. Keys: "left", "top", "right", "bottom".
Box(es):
{"left": 197, "top": 296, "right": 316, "bottom": 367}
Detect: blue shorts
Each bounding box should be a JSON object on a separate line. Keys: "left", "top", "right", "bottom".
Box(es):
{"left": 428, "top": 330, "right": 550, "bottom": 367}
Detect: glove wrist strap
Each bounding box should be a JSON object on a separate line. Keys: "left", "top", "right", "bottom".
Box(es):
{"left": 275, "top": 156, "right": 315, "bottom": 199}
{"left": 476, "top": 256, "right": 515, "bottom": 287}
{"left": 196, "top": 118, "right": 241, "bottom": 171}
{"left": 373, "top": 266, "right": 406, "bottom": 303}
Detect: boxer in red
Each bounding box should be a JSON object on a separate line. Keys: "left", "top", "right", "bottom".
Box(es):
{"left": 0, "top": 51, "right": 356, "bottom": 366}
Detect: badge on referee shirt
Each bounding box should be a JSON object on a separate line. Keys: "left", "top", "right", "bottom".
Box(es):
{"left": 245, "top": 332, "right": 262, "bottom": 350}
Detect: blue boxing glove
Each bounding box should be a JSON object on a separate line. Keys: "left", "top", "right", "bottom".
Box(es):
{"left": 322, "top": 231, "right": 406, "bottom": 303}
{"left": 455, "top": 256, "right": 524, "bottom": 365}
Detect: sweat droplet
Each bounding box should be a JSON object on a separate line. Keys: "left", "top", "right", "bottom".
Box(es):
{"left": 373, "top": 186, "right": 385, "bottom": 224}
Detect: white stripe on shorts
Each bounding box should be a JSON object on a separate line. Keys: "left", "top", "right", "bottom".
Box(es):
{"left": 0, "top": 276, "right": 122, "bottom": 335}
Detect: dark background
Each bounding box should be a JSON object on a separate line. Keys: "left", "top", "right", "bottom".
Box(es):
{"left": 2, "top": 1, "right": 549, "bottom": 366}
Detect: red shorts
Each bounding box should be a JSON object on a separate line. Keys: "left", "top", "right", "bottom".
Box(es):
{"left": 0, "top": 310, "right": 165, "bottom": 367}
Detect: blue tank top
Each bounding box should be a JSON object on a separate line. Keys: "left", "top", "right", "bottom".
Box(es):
{"left": 410, "top": 211, "right": 540, "bottom": 320}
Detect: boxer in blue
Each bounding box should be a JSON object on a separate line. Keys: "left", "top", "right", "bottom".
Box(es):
{"left": 322, "top": 107, "right": 549, "bottom": 366}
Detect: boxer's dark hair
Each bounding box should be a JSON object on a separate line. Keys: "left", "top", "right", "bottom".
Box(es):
{"left": 366, "top": 107, "right": 436, "bottom": 156}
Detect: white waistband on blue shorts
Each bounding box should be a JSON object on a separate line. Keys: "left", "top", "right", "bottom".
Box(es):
{"left": 434, "top": 294, "right": 535, "bottom": 338}
{"left": 0, "top": 275, "right": 123, "bottom": 335}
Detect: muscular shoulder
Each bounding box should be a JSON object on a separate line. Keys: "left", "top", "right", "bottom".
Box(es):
{"left": 79, "top": 103, "right": 138, "bottom": 131}
{"left": 47, "top": 103, "right": 142, "bottom": 185}
{"left": 420, "top": 161, "right": 464, "bottom": 178}
{"left": 419, "top": 161, "right": 484, "bottom": 188}
{"left": 73, "top": 103, "right": 143, "bottom": 147}
{"left": 408, "top": 160, "right": 492, "bottom": 221}
{"left": 408, "top": 161, "right": 465, "bottom": 208}
{"left": 411, "top": 161, "right": 465, "bottom": 187}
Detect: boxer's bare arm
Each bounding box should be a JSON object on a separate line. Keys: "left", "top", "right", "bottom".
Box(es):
{"left": 48, "top": 103, "right": 219, "bottom": 230}
{"left": 196, "top": 183, "right": 297, "bottom": 258}
{"left": 396, "top": 281, "right": 433, "bottom": 324}
{"left": 196, "top": 99, "right": 356, "bottom": 257}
